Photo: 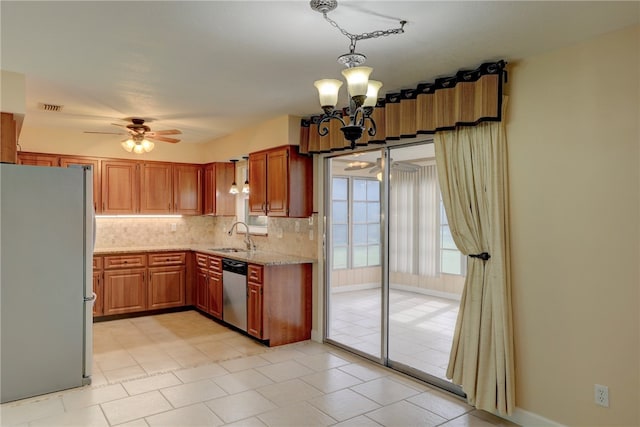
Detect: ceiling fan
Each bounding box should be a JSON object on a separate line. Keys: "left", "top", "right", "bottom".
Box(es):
{"left": 344, "top": 158, "right": 420, "bottom": 174}
{"left": 85, "top": 118, "right": 181, "bottom": 153}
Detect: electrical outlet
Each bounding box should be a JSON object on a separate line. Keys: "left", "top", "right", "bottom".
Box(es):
{"left": 595, "top": 384, "right": 609, "bottom": 407}
{"left": 170, "top": 223, "right": 177, "bottom": 232}
{"left": 308, "top": 215, "right": 314, "bottom": 226}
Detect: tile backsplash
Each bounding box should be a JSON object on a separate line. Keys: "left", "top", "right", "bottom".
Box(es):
{"left": 95, "top": 215, "right": 318, "bottom": 259}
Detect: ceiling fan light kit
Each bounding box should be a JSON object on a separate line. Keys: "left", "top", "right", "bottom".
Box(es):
{"left": 311, "top": 0, "right": 406, "bottom": 149}
{"left": 121, "top": 134, "right": 154, "bottom": 154}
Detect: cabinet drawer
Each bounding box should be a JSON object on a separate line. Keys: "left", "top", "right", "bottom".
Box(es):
{"left": 209, "top": 256, "right": 222, "bottom": 272}
{"left": 93, "top": 256, "right": 103, "bottom": 270}
{"left": 148, "top": 252, "right": 186, "bottom": 266}
{"left": 104, "top": 254, "right": 147, "bottom": 269}
{"left": 195, "top": 253, "right": 208, "bottom": 268}
{"left": 248, "top": 264, "right": 263, "bottom": 284}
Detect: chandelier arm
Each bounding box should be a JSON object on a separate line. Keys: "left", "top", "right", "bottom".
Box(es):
{"left": 317, "top": 113, "right": 346, "bottom": 137}
{"left": 365, "top": 116, "right": 377, "bottom": 137}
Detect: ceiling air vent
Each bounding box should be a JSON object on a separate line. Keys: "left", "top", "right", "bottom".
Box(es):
{"left": 38, "top": 102, "right": 64, "bottom": 112}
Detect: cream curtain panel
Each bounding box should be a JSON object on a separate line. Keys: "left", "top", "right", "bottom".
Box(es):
{"left": 434, "top": 119, "right": 514, "bottom": 415}
{"left": 300, "top": 61, "right": 507, "bottom": 155}
{"left": 389, "top": 165, "right": 438, "bottom": 276}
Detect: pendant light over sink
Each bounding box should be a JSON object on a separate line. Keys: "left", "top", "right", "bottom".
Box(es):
{"left": 229, "top": 159, "right": 239, "bottom": 194}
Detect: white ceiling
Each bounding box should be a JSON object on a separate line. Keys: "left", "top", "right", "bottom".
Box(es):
{"left": 1, "top": 1, "right": 638, "bottom": 146}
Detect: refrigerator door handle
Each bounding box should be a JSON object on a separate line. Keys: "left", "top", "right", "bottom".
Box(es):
{"left": 84, "top": 293, "right": 97, "bottom": 303}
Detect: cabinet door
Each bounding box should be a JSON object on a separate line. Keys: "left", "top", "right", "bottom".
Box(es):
{"left": 140, "top": 162, "right": 173, "bottom": 214}
{"left": 266, "top": 148, "right": 289, "bottom": 216}
{"left": 247, "top": 282, "right": 264, "bottom": 339}
{"left": 1, "top": 113, "right": 17, "bottom": 164}
{"left": 208, "top": 272, "right": 223, "bottom": 319}
{"left": 195, "top": 267, "right": 209, "bottom": 312}
{"left": 103, "top": 268, "right": 147, "bottom": 315}
{"left": 93, "top": 271, "right": 103, "bottom": 316}
{"left": 215, "top": 162, "right": 236, "bottom": 216}
{"left": 173, "top": 164, "right": 202, "bottom": 215}
{"left": 148, "top": 266, "right": 186, "bottom": 309}
{"left": 248, "top": 153, "right": 267, "bottom": 215}
{"left": 60, "top": 157, "right": 101, "bottom": 213}
{"left": 203, "top": 164, "right": 215, "bottom": 215}
{"left": 17, "top": 152, "right": 59, "bottom": 167}
{"left": 102, "top": 160, "right": 139, "bottom": 214}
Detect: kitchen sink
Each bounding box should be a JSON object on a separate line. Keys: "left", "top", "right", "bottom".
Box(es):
{"left": 209, "top": 247, "right": 248, "bottom": 253}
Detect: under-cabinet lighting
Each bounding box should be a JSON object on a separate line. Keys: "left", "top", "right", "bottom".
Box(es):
{"left": 95, "top": 215, "right": 183, "bottom": 219}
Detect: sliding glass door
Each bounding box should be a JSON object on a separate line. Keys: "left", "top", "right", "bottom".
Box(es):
{"left": 325, "top": 141, "right": 465, "bottom": 392}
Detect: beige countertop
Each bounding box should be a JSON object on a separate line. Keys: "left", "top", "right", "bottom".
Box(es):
{"left": 93, "top": 245, "right": 316, "bottom": 266}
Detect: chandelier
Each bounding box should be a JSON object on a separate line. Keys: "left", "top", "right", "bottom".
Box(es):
{"left": 121, "top": 134, "right": 154, "bottom": 154}
{"left": 310, "top": 0, "right": 406, "bottom": 149}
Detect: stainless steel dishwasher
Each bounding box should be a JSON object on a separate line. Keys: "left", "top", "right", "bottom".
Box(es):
{"left": 222, "top": 258, "right": 247, "bottom": 332}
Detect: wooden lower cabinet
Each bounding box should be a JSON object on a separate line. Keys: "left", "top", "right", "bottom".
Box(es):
{"left": 98, "top": 252, "right": 186, "bottom": 317}
{"left": 103, "top": 268, "right": 147, "bottom": 315}
{"left": 148, "top": 266, "right": 186, "bottom": 309}
{"left": 247, "top": 263, "right": 312, "bottom": 346}
{"left": 195, "top": 266, "right": 209, "bottom": 312}
{"left": 247, "top": 281, "right": 263, "bottom": 338}
{"left": 93, "top": 256, "right": 103, "bottom": 316}
{"left": 194, "top": 253, "right": 223, "bottom": 320}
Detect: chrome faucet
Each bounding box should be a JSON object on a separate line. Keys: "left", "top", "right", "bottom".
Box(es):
{"left": 227, "top": 221, "right": 256, "bottom": 251}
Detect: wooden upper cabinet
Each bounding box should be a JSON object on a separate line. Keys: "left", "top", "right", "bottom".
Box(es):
{"left": 248, "top": 145, "right": 312, "bottom": 218}
{"left": 17, "top": 152, "right": 60, "bottom": 167}
{"left": 173, "top": 164, "right": 202, "bottom": 215}
{"left": 1, "top": 113, "right": 17, "bottom": 164}
{"left": 60, "top": 156, "right": 101, "bottom": 213}
{"left": 140, "top": 162, "right": 173, "bottom": 214}
{"left": 203, "top": 162, "right": 235, "bottom": 216}
{"left": 266, "top": 148, "right": 288, "bottom": 217}
{"left": 248, "top": 154, "right": 267, "bottom": 215}
{"left": 101, "top": 160, "right": 139, "bottom": 214}
{"left": 215, "top": 162, "right": 235, "bottom": 216}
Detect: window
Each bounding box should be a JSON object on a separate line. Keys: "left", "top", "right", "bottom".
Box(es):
{"left": 331, "top": 177, "right": 380, "bottom": 269}
{"left": 440, "top": 200, "right": 465, "bottom": 275}
{"left": 236, "top": 164, "right": 268, "bottom": 235}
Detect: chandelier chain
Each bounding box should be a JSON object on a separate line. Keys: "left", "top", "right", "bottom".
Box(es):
{"left": 322, "top": 12, "right": 406, "bottom": 52}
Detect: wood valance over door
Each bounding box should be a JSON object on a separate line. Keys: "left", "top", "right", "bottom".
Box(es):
{"left": 300, "top": 60, "right": 507, "bottom": 155}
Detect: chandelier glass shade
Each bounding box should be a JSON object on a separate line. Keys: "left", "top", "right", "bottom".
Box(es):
{"left": 121, "top": 134, "right": 154, "bottom": 154}
{"left": 313, "top": 66, "right": 383, "bottom": 149}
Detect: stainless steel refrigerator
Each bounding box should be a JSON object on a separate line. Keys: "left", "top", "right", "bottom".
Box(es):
{"left": 0, "top": 163, "right": 94, "bottom": 403}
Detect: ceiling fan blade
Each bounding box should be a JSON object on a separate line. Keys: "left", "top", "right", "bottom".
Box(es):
{"left": 111, "top": 123, "right": 128, "bottom": 128}
{"left": 148, "top": 129, "right": 182, "bottom": 136}
{"left": 369, "top": 166, "right": 381, "bottom": 174}
{"left": 148, "top": 135, "right": 181, "bottom": 144}
{"left": 83, "top": 131, "right": 125, "bottom": 135}
{"left": 393, "top": 161, "right": 421, "bottom": 171}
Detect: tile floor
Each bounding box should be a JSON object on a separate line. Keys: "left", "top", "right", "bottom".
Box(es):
{"left": 0, "top": 311, "right": 517, "bottom": 427}
{"left": 329, "top": 289, "right": 459, "bottom": 380}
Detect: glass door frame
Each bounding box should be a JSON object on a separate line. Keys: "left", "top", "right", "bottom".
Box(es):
{"left": 322, "top": 140, "right": 465, "bottom": 397}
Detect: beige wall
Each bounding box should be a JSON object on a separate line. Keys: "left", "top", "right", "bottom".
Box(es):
{"left": 18, "top": 126, "right": 208, "bottom": 163}
{"left": 506, "top": 25, "right": 639, "bottom": 425}
{"left": 200, "top": 114, "right": 301, "bottom": 162}
{"left": 17, "top": 114, "right": 300, "bottom": 164}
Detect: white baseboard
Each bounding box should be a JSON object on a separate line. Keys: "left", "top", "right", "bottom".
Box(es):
{"left": 310, "top": 329, "right": 322, "bottom": 343}
{"left": 504, "top": 407, "right": 566, "bottom": 427}
{"left": 330, "top": 283, "right": 379, "bottom": 293}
